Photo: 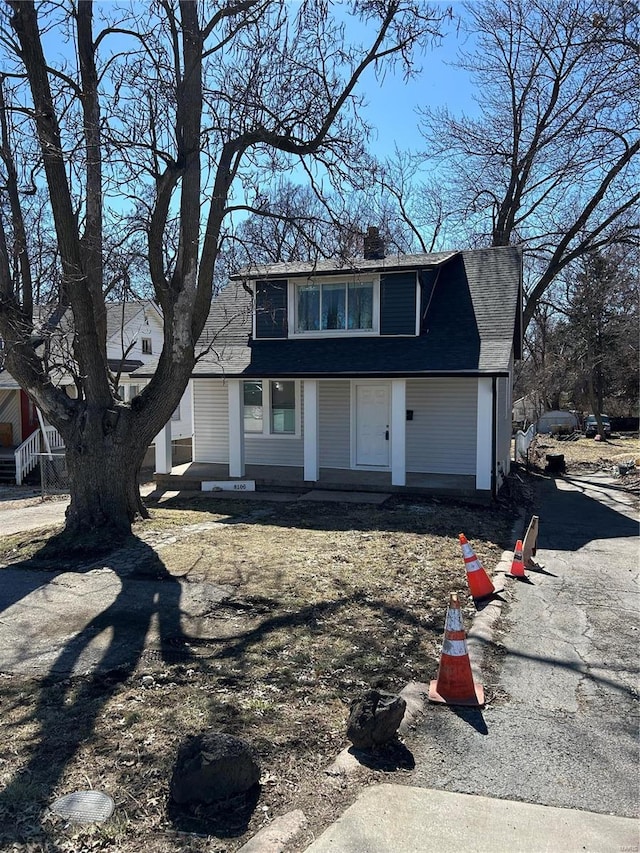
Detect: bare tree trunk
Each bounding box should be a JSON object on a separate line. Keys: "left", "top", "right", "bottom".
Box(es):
{"left": 62, "top": 414, "right": 150, "bottom": 535}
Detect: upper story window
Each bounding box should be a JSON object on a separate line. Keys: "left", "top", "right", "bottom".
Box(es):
{"left": 294, "top": 279, "right": 376, "bottom": 335}
{"left": 141, "top": 337, "right": 152, "bottom": 354}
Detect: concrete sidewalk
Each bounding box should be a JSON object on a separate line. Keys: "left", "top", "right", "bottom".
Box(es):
{"left": 304, "top": 784, "right": 639, "bottom": 853}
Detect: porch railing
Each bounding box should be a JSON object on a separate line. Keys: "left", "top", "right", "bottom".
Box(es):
{"left": 14, "top": 426, "right": 64, "bottom": 485}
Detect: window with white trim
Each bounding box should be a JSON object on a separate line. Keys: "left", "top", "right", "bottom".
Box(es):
{"left": 294, "top": 279, "right": 376, "bottom": 334}
{"left": 141, "top": 337, "right": 152, "bottom": 354}
{"left": 243, "top": 380, "right": 297, "bottom": 435}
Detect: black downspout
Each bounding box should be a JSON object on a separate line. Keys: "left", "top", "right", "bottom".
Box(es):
{"left": 491, "top": 376, "right": 497, "bottom": 499}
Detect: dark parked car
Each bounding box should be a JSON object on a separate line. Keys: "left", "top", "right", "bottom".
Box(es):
{"left": 584, "top": 415, "right": 611, "bottom": 437}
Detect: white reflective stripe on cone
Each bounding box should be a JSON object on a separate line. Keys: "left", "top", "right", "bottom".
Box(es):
{"left": 441, "top": 638, "right": 468, "bottom": 657}
{"left": 445, "top": 609, "right": 464, "bottom": 632}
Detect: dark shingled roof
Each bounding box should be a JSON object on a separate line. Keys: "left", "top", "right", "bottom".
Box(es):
{"left": 136, "top": 246, "right": 522, "bottom": 379}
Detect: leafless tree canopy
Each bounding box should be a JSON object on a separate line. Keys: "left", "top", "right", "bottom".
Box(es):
{"left": 0, "top": 0, "right": 447, "bottom": 532}
{"left": 416, "top": 0, "right": 639, "bottom": 328}
{"left": 516, "top": 245, "right": 639, "bottom": 419}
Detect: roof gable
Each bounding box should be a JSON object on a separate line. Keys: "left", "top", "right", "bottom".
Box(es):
{"left": 105, "top": 301, "right": 162, "bottom": 342}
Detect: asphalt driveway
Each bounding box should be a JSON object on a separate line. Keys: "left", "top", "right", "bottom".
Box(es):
{"left": 406, "top": 471, "right": 639, "bottom": 819}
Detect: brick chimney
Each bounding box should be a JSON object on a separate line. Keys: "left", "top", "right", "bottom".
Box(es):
{"left": 363, "top": 226, "right": 385, "bottom": 260}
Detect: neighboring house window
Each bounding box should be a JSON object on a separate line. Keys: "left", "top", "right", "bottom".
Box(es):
{"left": 295, "top": 280, "right": 374, "bottom": 333}
{"left": 243, "top": 380, "right": 297, "bottom": 435}
{"left": 129, "top": 385, "right": 139, "bottom": 400}
{"left": 141, "top": 338, "right": 152, "bottom": 354}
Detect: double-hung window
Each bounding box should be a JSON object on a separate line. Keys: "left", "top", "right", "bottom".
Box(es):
{"left": 243, "top": 380, "right": 297, "bottom": 436}
{"left": 295, "top": 279, "right": 375, "bottom": 333}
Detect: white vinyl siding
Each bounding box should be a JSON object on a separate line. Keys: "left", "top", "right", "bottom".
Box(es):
{"left": 319, "top": 381, "right": 351, "bottom": 469}
{"left": 107, "top": 310, "right": 164, "bottom": 364}
{"left": 406, "top": 378, "right": 478, "bottom": 474}
{"left": 193, "top": 379, "right": 229, "bottom": 462}
{"left": 0, "top": 391, "right": 21, "bottom": 445}
{"left": 194, "top": 376, "right": 488, "bottom": 477}
{"left": 245, "top": 433, "right": 303, "bottom": 466}
{"left": 192, "top": 378, "right": 303, "bottom": 467}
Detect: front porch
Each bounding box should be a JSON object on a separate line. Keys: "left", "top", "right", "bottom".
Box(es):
{"left": 154, "top": 462, "right": 484, "bottom": 500}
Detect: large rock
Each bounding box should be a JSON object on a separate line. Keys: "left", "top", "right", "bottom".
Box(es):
{"left": 170, "top": 731, "right": 261, "bottom": 804}
{"left": 346, "top": 689, "right": 406, "bottom": 749}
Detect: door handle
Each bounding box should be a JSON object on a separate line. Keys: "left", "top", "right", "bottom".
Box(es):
{"left": 385, "top": 428, "right": 389, "bottom": 441}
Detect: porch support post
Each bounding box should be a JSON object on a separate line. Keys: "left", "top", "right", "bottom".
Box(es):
{"left": 228, "top": 379, "right": 245, "bottom": 478}
{"left": 303, "top": 379, "right": 319, "bottom": 482}
{"left": 154, "top": 422, "right": 172, "bottom": 474}
{"left": 391, "top": 379, "right": 406, "bottom": 487}
{"left": 476, "top": 377, "right": 493, "bottom": 490}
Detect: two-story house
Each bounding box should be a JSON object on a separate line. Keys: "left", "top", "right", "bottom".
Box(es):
{"left": 153, "top": 238, "right": 523, "bottom": 499}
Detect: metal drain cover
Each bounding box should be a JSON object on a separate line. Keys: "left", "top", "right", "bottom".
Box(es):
{"left": 51, "top": 790, "right": 115, "bottom": 824}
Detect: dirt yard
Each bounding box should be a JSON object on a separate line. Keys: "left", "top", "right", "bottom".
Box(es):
{"left": 529, "top": 433, "right": 640, "bottom": 494}
{"left": 0, "top": 487, "right": 521, "bottom": 852}
{"left": 0, "top": 436, "right": 637, "bottom": 851}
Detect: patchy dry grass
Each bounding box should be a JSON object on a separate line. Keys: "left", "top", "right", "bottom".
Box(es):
{"left": 0, "top": 489, "right": 522, "bottom": 852}
{"left": 529, "top": 434, "right": 640, "bottom": 500}
{"left": 531, "top": 433, "right": 640, "bottom": 471}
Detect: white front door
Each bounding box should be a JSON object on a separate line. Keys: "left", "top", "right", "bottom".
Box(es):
{"left": 355, "top": 383, "right": 390, "bottom": 467}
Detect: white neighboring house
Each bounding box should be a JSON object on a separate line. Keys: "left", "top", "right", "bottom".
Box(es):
{"left": 105, "top": 301, "right": 192, "bottom": 446}
{"left": 0, "top": 300, "right": 192, "bottom": 484}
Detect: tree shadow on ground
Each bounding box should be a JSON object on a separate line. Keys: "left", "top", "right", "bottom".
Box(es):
{"left": 0, "top": 533, "right": 194, "bottom": 846}
{"left": 144, "top": 490, "right": 514, "bottom": 543}
{"left": 533, "top": 474, "right": 639, "bottom": 551}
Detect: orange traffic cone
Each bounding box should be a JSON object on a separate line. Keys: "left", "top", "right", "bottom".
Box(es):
{"left": 508, "top": 539, "right": 526, "bottom": 577}
{"left": 459, "top": 533, "right": 495, "bottom": 600}
{"left": 429, "top": 593, "right": 484, "bottom": 707}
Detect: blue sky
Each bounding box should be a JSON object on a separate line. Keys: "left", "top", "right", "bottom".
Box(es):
{"left": 38, "top": 2, "right": 476, "bottom": 164}
{"left": 358, "top": 27, "right": 478, "bottom": 158}
{"left": 346, "top": 0, "right": 477, "bottom": 159}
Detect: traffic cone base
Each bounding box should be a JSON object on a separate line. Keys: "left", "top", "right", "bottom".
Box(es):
{"left": 428, "top": 680, "right": 485, "bottom": 707}
{"left": 459, "top": 533, "right": 495, "bottom": 599}
{"left": 429, "top": 593, "right": 485, "bottom": 708}
{"left": 508, "top": 539, "right": 526, "bottom": 578}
